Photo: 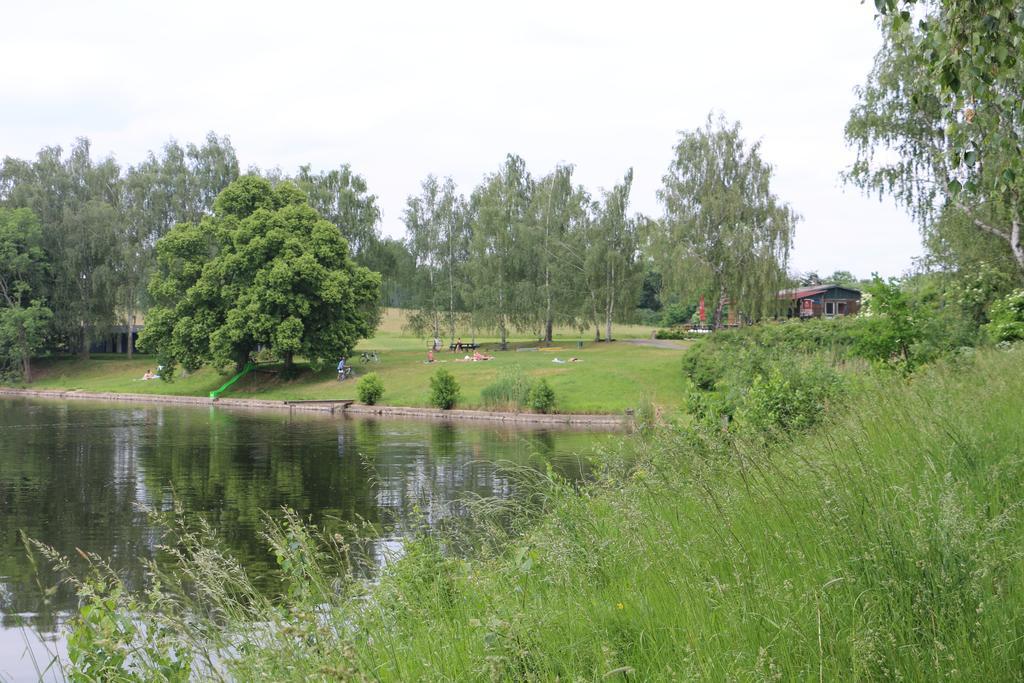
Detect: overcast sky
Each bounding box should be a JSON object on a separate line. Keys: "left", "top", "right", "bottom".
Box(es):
{"left": 0, "top": 0, "right": 923, "bottom": 278}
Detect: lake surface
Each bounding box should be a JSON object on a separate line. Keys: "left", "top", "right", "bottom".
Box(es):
{"left": 0, "top": 398, "right": 615, "bottom": 681}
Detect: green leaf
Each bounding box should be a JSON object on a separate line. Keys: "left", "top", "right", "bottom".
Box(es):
{"left": 947, "top": 179, "right": 963, "bottom": 196}
{"left": 964, "top": 150, "right": 978, "bottom": 166}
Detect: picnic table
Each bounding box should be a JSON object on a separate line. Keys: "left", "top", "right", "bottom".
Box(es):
{"left": 449, "top": 342, "right": 480, "bottom": 352}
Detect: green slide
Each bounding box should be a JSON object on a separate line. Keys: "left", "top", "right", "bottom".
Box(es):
{"left": 209, "top": 362, "right": 256, "bottom": 400}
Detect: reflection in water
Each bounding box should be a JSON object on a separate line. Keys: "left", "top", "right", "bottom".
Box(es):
{"left": 0, "top": 398, "right": 610, "bottom": 681}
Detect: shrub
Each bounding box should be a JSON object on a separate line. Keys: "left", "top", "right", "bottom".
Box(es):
{"left": 984, "top": 289, "right": 1024, "bottom": 343}
{"left": 654, "top": 327, "right": 699, "bottom": 340}
{"left": 737, "top": 363, "right": 845, "bottom": 432}
{"left": 527, "top": 379, "right": 556, "bottom": 414}
{"left": 660, "top": 303, "right": 696, "bottom": 327}
{"left": 356, "top": 372, "right": 384, "bottom": 405}
{"left": 480, "top": 365, "right": 532, "bottom": 410}
{"left": 429, "top": 368, "right": 460, "bottom": 410}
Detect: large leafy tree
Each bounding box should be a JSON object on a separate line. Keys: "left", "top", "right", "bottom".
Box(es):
{"left": 139, "top": 176, "right": 381, "bottom": 377}
{"left": 848, "top": 1, "right": 1024, "bottom": 278}
{"left": 0, "top": 208, "right": 52, "bottom": 381}
{"left": 657, "top": 116, "right": 797, "bottom": 326}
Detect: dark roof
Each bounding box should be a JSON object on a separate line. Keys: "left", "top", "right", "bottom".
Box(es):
{"left": 777, "top": 284, "right": 861, "bottom": 300}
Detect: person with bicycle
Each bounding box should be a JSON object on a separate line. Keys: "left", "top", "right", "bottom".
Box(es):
{"left": 337, "top": 357, "right": 349, "bottom": 381}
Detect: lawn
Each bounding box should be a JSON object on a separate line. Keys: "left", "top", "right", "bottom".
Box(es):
{"left": 17, "top": 309, "right": 690, "bottom": 414}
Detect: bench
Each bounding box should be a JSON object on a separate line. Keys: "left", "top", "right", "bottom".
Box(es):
{"left": 449, "top": 342, "right": 480, "bottom": 352}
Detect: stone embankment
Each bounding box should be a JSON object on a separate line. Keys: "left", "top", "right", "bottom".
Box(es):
{"left": 0, "top": 387, "right": 628, "bottom": 428}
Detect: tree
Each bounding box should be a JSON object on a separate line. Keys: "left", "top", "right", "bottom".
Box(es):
{"left": 468, "top": 155, "right": 534, "bottom": 347}
{"left": 403, "top": 176, "right": 469, "bottom": 340}
{"left": 799, "top": 271, "right": 823, "bottom": 287}
{"left": 586, "top": 170, "right": 643, "bottom": 341}
{"left": 359, "top": 237, "right": 417, "bottom": 307}
{"left": 855, "top": 275, "right": 929, "bottom": 371}
{"left": 826, "top": 270, "right": 858, "bottom": 287}
{"left": 848, "top": 2, "right": 1024, "bottom": 278}
{"left": 62, "top": 200, "right": 120, "bottom": 357}
{"left": 657, "top": 115, "right": 798, "bottom": 327}
{"left": 1, "top": 139, "right": 122, "bottom": 356}
{"left": 139, "top": 176, "right": 381, "bottom": 377}
{"left": 529, "top": 165, "right": 583, "bottom": 341}
{"left": 0, "top": 208, "right": 52, "bottom": 381}
{"left": 120, "top": 134, "right": 240, "bottom": 355}
{"left": 294, "top": 164, "right": 381, "bottom": 260}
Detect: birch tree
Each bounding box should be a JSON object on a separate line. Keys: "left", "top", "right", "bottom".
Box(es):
{"left": 0, "top": 208, "right": 52, "bottom": 381}
{"left": 847, "top": 2, "right": 1024, "bottom": 279}
{"left": 530, "top": 165, "right": 580, "bottom": 341}
{"left": 295, "top": 164, "right": 381, "bottom": 260}
{"left": 468, "top": 155, "right": 533, "bottom": 347}
{"left": 404, "top": 176, "right": 469, "bottom": 340}
{"left": 657, "top": 116, "right": 797, "bottom": 327}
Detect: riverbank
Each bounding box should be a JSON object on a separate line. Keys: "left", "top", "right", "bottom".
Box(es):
{"left": 0, "top": 387, "right": 629, "bottom": 427}
{"left": 55, "top": 348, "right": 1024, "bottom": 680}
{"left": 13, "top": 341, "right": 687, "bottom": 416}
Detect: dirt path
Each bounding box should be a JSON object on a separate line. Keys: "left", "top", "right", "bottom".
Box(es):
{"left": 622, "top": 338, "right": 691, "bottom": 349}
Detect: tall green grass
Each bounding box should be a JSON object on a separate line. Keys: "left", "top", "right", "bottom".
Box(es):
{"left": 48, "top": 348, "right": 1024, "bottom": 680}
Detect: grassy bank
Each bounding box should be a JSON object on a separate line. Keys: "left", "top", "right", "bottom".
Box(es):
{"left": 17, "top": 310, "right": 687, "bottom": 414}
{"left": 57, "top": 347, "right": 1024, "bottom": 680}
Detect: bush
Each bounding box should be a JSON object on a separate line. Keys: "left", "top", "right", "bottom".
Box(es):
{"left": 480, "top": 365, "right": 533, "bottom": 410}
{"left": 737, "top": 363, "right": 845, "bottom": 432}
{"left": 680, "top": 317, "right": 869, "bottom": 391}
{"left": 356, "top": 372, "right": 384, "bottom": 405}
{"left": 660, "top": 302, "right": 696, "bottom": 327}
{"left": 527, "top": 378, "right": 556, "bottom": 414}
{"left": 429, "top": 368, "right": 460, "bottom": 410}
{"left": 985, "top": 289, "right": 1024, "bottom": 343}
{"left": 654, "top": 327, "right": 699, "bottom": 340}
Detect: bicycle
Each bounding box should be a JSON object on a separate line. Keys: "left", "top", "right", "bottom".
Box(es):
{"left": 360, "top": 351, "right": 379, "bottom": 363}
{"left": 337, "top": 366, "right": 354, "bottom": 381}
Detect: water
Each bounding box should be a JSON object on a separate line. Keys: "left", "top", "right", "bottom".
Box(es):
{"left": 0, "top": 398, "right": 615, "bottom": 681}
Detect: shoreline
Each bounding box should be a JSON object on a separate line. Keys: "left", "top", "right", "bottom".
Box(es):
{"left": 0, "top": 387, "right": 630, "bottom": 429}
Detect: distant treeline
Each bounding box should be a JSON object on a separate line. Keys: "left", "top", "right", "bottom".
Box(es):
{"left": 0, "top": 116, "right": 799, "bottom": 374}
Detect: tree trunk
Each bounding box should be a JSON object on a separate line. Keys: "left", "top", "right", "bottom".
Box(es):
{"left": 1012, "top": 218, "right": 1023, "bottom": 273}
{"left": 284, "top": 351, "right": 294, "bottom": 371}
{"left": 712, "top": 289, "right": 727, "bottom": 330}
{"left": 544, "top": 318, "right": 553, "bottom": 344}
{"left": 605, "top": 292, "right": 614, "bottom": 343}
{"left": 126, "top": 312, "right": 134, "bottom": 359}
{"left": 18, "top": 325, "right": 31, "bottom": 382}
{"left": 79, "top": 325, "right": 90, "bottom": 360}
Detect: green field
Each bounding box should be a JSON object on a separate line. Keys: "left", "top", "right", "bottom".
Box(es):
{"left": 17, "top": 309, "right": 690, "bottom": 414}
